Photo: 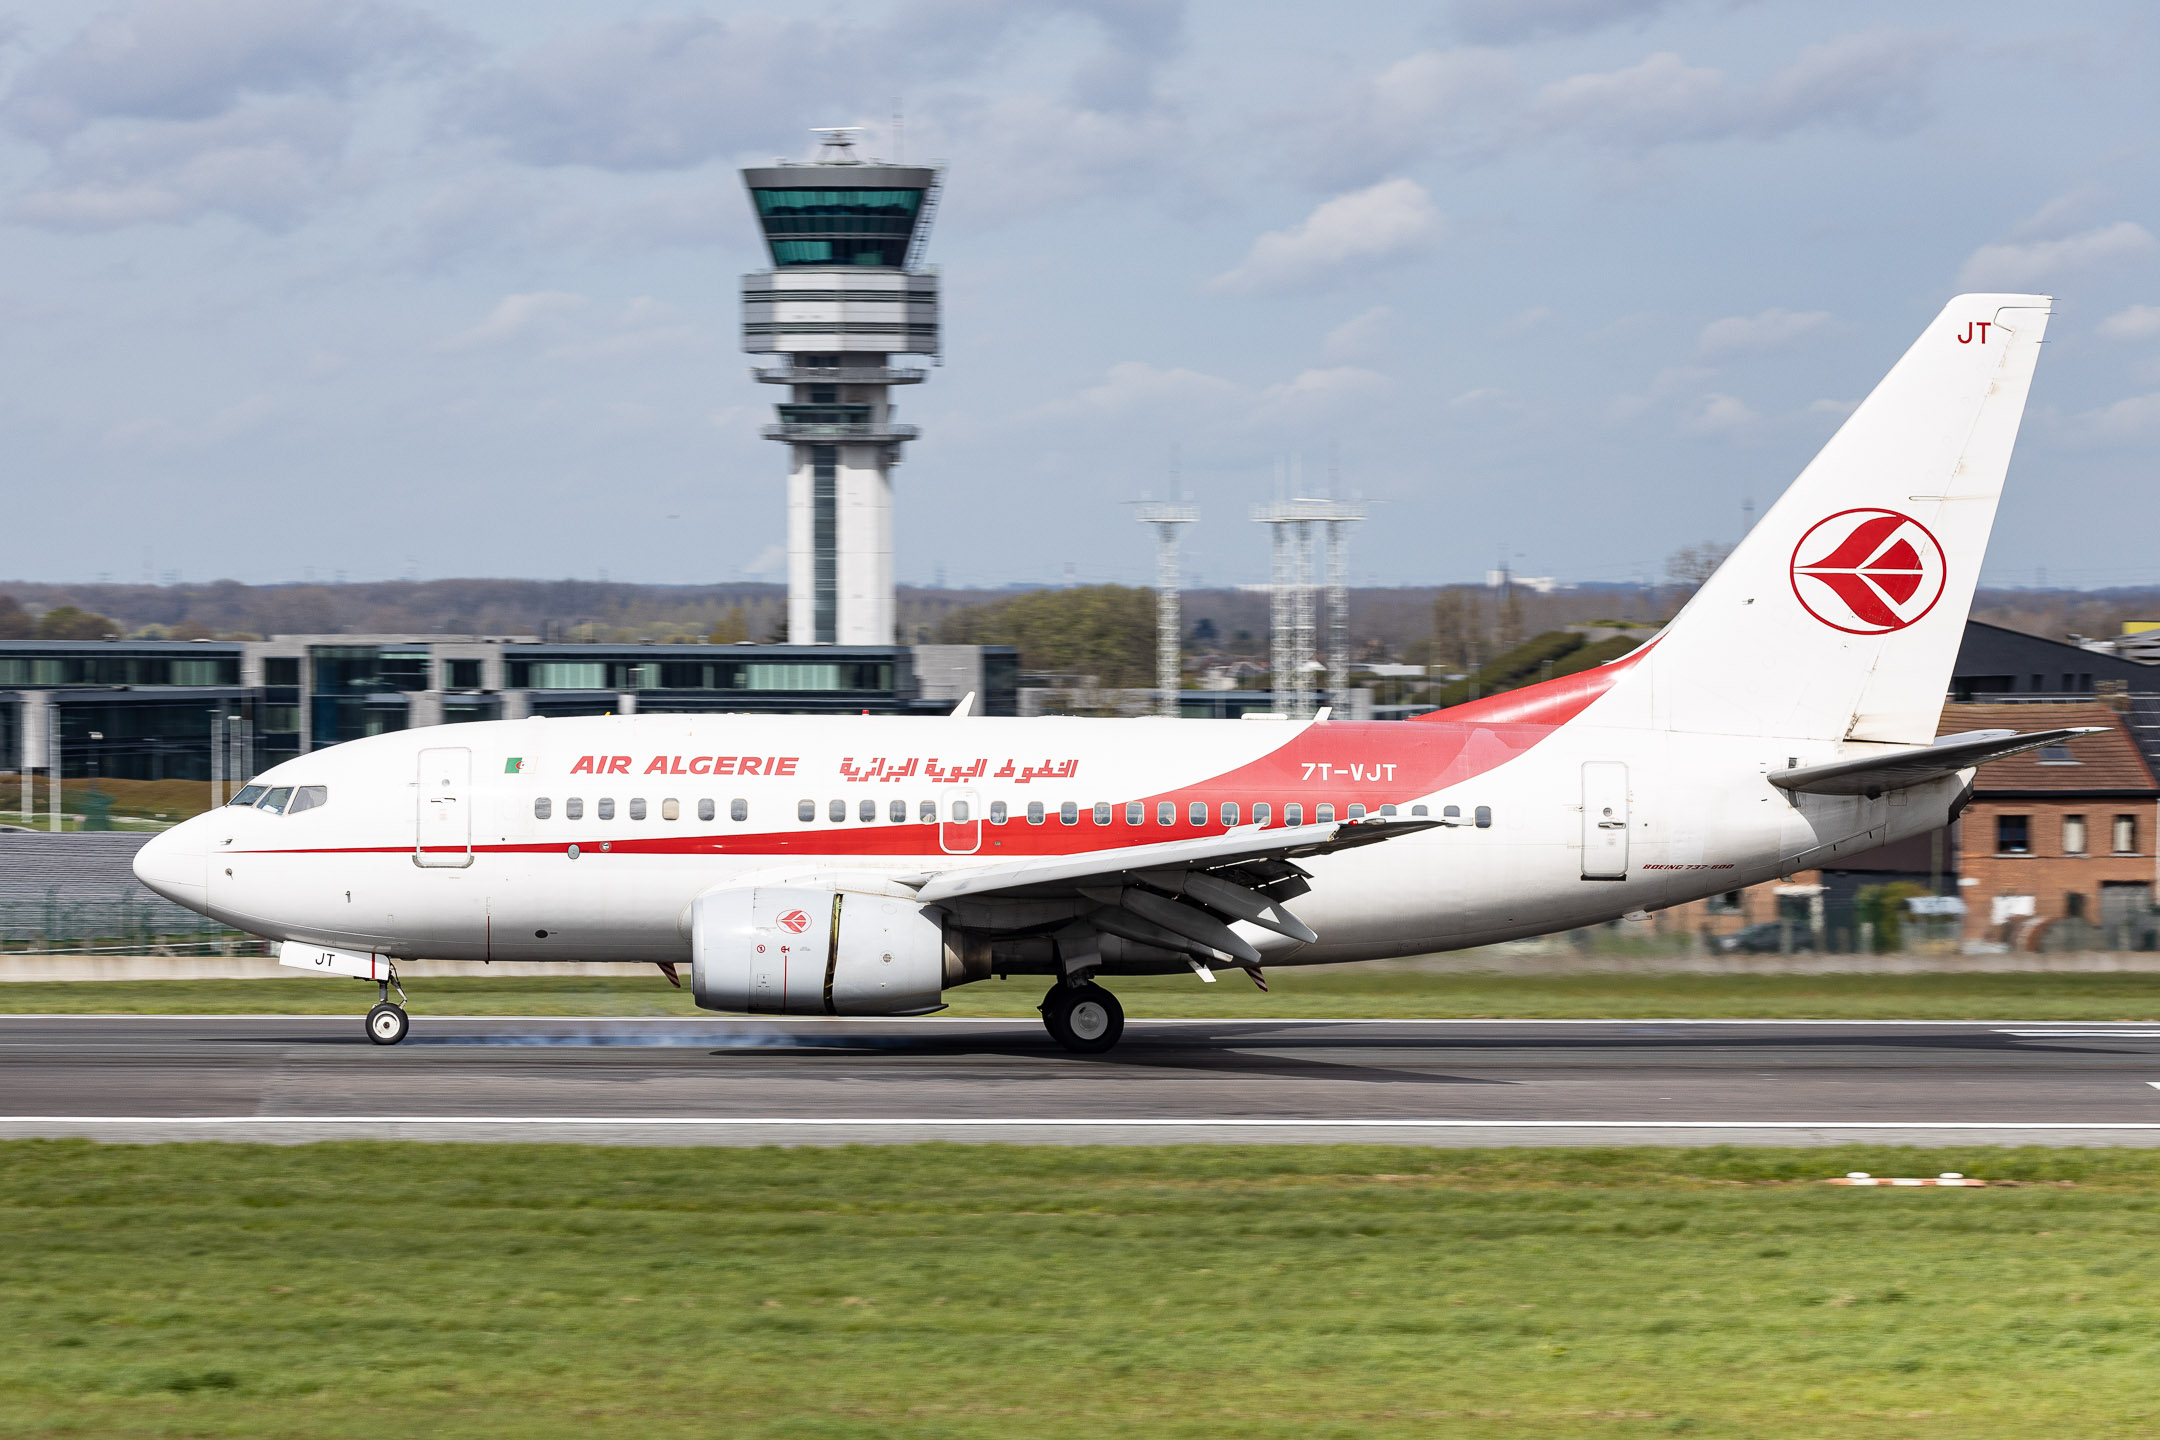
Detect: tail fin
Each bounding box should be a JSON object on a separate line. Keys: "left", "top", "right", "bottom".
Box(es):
{"left": 1644, "top": 294, "right": 2050, "bottom": 744}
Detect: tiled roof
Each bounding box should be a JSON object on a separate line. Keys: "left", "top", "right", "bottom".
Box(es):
{"left": 1938, "top": 702, "right": 2158, "bottom": 794}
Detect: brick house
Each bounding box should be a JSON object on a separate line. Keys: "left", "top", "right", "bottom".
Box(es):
{"left": 1946, "top": 701, "right": 2159, "bottom": 949}
{"left": 1655, "top": 700, "right": 2160, "bottom": 951}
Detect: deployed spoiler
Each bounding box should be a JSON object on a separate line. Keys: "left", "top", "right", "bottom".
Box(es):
{"left": 1768, "top": 727, "right": 2108, "bottom": 798}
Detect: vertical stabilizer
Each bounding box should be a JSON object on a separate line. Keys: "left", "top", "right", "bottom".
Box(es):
{"left": 1643, "top": 294, "right": 2049, "bottom": 744}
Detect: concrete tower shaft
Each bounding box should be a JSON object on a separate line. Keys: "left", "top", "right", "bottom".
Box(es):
{"left": 741, "top": 130, "right": 942, "bottom": 645}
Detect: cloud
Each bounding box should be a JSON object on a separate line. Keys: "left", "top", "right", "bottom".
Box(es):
{"left": 1498, "top": 306, "right": 1553, "bottom": 336}
{"left": 2069, "top": 392, "right": 2160, "bottom": 444}
{"left": 1291, "top": 29, "right": 1949, "bottom": 184}
{"left": 1256, "top": 365, "right": 1393, "bottom": 423}
{"left": 1698, "top": 307, "right": 1830, "bottom": 357}
{"left": 1028, "top": 359, "right": 1390, "bottom": 436}
{"left": 437, "top": 291, "right": 587, "bottom": 352}
{"left": 2098, "top": 305, "right": 2160, "bottom": 341}
{"left": 3, "top": 0, "right": 452, "bottom": 140}
{"left": 1322, "top": 306, "right": 1400, "bottom": 362}
{"left": 1957, "top": 220, "right": 2157, "bottom": 288}
{"left": 1685, "top": 393, "right": 1759, "bottom": 434}
{"left": 7, "top": 96, "right": 351, "bottom": 229}
{"left": 1524, "top": 29, "right": 1948, "bottom": 150}
{"left": 1210, "top": 179, "right": 1444, "bottom": 295}
{"left": 1, "top": 0, "right": 456, "bottom": 230}
{"left": 1443, "top": 0, "right": 1674, "bottom": 44}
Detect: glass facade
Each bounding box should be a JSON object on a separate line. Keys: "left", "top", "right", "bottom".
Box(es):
{"left": 811, "top": 444, "right": 838, "bottom": 643}
{"left": 506, "top": 658, "right": 895, "bottom": 693}
{"left": 752, "top": 188, "right": 923, "bottom": 267}
{"left": 0, "top": 654, "right": 236, "bottom": 687}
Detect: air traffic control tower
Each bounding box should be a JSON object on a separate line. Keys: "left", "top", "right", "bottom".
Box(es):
{"left": 741, "top": 129, "right": 942, "bottom": 645}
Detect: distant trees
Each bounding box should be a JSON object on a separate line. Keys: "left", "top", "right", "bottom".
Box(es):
{"left": 707, "top": 607, "right": 749, "bottom": 644}
{"left": 32, "top": 605, "right": 120, "bottom": 640}
{"left": 935, "top": 585, "right": 1156, "bottom": 687}
{"left": 0, "top": 595, "right": 29, "bottom": 639}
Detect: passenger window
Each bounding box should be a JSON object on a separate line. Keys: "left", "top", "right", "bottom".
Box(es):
{"left": 1221, "top": 801, "right": 1239, "bottom": 826}
{"left": 798, "top": 800, "right": 815, "bottom": 823}
{"left": 1411, "top": 804, "right": 1428, "bottom": 817}
{"left": 230, "top": 785, "right": 267, "bottom": 807}
{"left": 1094, "top": 802, "right": 1111, "bottom": 825}
{"left": 1284, "top": 803, "right": 1303, "bottom": 825}
{"left": 860, "top": 798, "right": 877, "bottom": 823}
{"left": 1027, "top": 801, "right": 1045, "bottom": 825}
{"left": 1060, "top": 801, "right": 1078, "bottom": 825}
{"left": 731, "top": 799, "right": 748, "bottom": 822}
{"left": 258, "top": 787, "right": 294, "bottom": 815}
{"left": 566, "top": 797, "right": 584, "bottom": 821}
{"left": 534, "top": 796, "right": 552, "bottom": 820}
{"left": 1444, "top": 804, "right": 1460, "bottom": 822}
{"left": 1316, "top": 803, "right": 1335, "bottom": 823}
{"left": 662, "top": 798, "right": 680, "bottom": 821}
{"left": 1253, "top": 802, "right": 1271, "bottom": 826}
{"left": 698, "top": 799, "right": 715, "bottom": 822}
{"left": 990, "top": 801, "right": 1008, "bottom": 824}
{"left": 952, "top": 800, "right": 969, "bottom": 823}
{"left": 1126, "top": 801, "right": 1143, "bottom": 826}
{"left": 1157, "top": 802, "right": 1175, "bottom": 826}
{"left": 1475, "top": 806, "right": 1493, "bottom": 829}
{"left": 890, "top": 798, "right": 907, "bottom": 823}
{"left": 597, "top": 798, "right": 615, "bottom": 821}
{"left": 920, "top": 800, "right": 937, "bottom": 823}
{"left": 629, "top": 798, "right": 647, "bottom": 821}
{"left": 288, "top": 786, "right": 328, "bottom": 815}
{"left": 1348, "top": 803, "right": 1366, "bottom": 820}
{"left": 1189, "top": 801, "right": 1206, "bottom": 826}
{"left": 1380, "top": 804, "right": 1397, "bottom": 817}
{"left": 828, "top": 799, "right": 845, "bottom": 823}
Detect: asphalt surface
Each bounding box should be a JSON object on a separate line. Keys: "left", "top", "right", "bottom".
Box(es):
{"left": 5, "top": 1013, "right": 2160, "bottom": 1146}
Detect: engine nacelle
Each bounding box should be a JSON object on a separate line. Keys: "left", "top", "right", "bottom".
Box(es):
{"left": 690, "top": 883, "right": 946, "bottom": 1015}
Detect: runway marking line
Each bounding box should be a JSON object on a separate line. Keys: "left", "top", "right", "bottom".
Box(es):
{"left": 7, "top": 1116, "right": 2160, "bottom": 1131}
{"left": 15, "top": 1015, "right": 2160, "bottom": 1028}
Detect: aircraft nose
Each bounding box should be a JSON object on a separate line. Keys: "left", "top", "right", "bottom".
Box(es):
{"left": 133, "top": 815, "right": 210, "bottom": 913}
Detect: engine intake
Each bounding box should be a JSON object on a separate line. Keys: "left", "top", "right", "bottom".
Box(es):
{"left": 690, "top": 884, "right": 947, "bottom": 1016}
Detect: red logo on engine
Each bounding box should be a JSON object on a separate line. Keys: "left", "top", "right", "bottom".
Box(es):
{"left": 1789, "top": 508, "right": 1947, "bottom": 635}
{"left": 775, "top": 909, "right": 811, "bottom": 934}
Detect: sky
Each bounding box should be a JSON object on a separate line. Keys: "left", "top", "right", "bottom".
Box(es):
{"left": 1, "top": 0, "right": 2157, "bottom": 594}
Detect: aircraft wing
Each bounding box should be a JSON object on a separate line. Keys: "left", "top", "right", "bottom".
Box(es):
{"left": 901, "top": 818, "right": 1438, "bottom": 965}
{"left": 1768, "top": 727, "right": 2108, "bottom": 797}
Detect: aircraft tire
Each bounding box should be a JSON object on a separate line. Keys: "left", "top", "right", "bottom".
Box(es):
{"left": 366, "top": 1003, "right": 410, "bottom": 1046}
{"left": 1044, "top": 983, "right": 1123, "bottom": 1054}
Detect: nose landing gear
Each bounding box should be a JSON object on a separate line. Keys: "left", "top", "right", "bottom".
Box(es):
{"left": 364, "top": 971, "right": 409, "bottom": 1046}
{"left": 1040, "top": 981, "right": 1124, "bottom": 1054}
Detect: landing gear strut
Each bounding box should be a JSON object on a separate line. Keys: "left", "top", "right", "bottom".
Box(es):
{"left": 365, "top": 971, "right": 409, "bottom": 1046}
{"left": 1041, "top": 981, "right": 1124, "bottom": 1054}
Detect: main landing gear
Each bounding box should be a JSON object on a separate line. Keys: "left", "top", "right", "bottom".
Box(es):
{"left": 365, "top": 971, "right": 409, "bottom": 1046}
{"left": 1041, "top": 981, "right": 1124, "bottom": 1054}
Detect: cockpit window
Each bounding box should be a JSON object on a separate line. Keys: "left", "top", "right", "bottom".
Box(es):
{"left": 286, "top": 786, "right": 328, "bottom": 815}
{"left": 257, "top": 786, "right": 294, "bottom": 815}
{"left": 229, "top": 785, "right": 267, "bottom": 807}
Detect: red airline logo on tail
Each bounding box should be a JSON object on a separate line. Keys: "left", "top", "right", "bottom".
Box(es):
{"left": 1789, "top": 508, "right": 1947, "bottom": 634}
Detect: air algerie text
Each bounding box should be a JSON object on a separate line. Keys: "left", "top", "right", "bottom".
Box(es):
{"left": 568, "top": 755, "right": 800, "bottom": 777}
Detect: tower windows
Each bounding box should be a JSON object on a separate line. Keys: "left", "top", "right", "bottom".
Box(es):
{"left": 811, "top": 444, "right": 838, "bottom": 644}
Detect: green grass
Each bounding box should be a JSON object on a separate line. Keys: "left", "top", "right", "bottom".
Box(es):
{"left": 5, "top": 968, "right": 2160, "bottom": 1019}
{"left": 5, "top": 1142, "right": 2160, "bottom": 1437}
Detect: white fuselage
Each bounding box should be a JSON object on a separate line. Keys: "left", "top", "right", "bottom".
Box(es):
{"left": 135, "top": 708, "right": 1959, "bottom": 971}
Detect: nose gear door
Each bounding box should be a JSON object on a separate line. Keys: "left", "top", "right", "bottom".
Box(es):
{"left": 1581, "top": 761, "right": 1629, "bottom": 880}
{"left": 415, "top": 747, "right": 473, "bottom": 868}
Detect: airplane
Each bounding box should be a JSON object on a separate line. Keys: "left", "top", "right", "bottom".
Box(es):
{"left": 135, "top": 293, "right": 2079, "bottom": 1053}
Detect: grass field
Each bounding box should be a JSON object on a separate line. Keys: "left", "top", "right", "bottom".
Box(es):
{"left": 3, "top": 1142, "right": 2159, "bottom": 1437}
{"left": 5, "top": 967, "right": 2160, "bottom": 1020}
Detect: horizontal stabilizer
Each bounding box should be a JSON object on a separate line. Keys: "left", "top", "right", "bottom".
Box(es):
{"left": 1768, "top": 727, "right": 2107, "bottom": 797}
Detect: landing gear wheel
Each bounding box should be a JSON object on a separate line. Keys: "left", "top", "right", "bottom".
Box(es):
{"left": 365, "top": 1003, "right": 409, "bottom": 1046}
{"left": 1041, "top": 982, "right": 1123, "bottom": 1054}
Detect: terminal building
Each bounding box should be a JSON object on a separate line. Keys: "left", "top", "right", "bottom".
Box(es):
{"left": 1, "top": 636, "right": 1016, "bottom": 784}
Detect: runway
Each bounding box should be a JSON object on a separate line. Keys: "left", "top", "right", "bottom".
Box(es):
{"left": 6, "top": 1013, "right": 2160, "bottom": 1146}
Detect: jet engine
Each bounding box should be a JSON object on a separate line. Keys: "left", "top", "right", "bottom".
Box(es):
{"left": 689, "top": 883, "right": 955, "bottom": 1016}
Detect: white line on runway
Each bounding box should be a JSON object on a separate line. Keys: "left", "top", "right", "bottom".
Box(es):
{"left": 9, "top": 1116, "right": 2160, "bottom": 1131}
{"left": 11, "top": 1015, "right": 2155, "bottom": 1027}
{"left": 1997, "top": 1030, "right": 2160, "bottom": 1038}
